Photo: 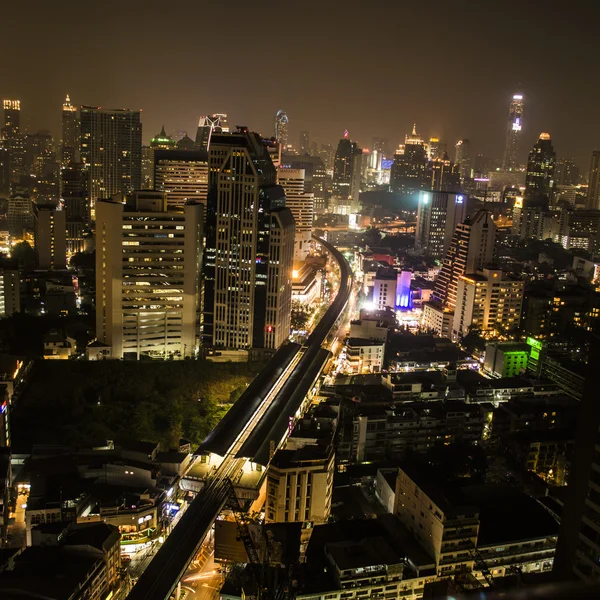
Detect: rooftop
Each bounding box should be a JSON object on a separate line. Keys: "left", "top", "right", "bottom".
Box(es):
{"left": 326, "top": 536, "right": 400, "bottom": 571}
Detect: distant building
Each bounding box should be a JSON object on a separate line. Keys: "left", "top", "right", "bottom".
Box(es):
{"left": 345, "top": 338, "right": 385, "bottom": 374}
{"left": 43, "top": 329, "right": 76, "bottom": 360}
{"left": 422, "top": 301, "right": 454, "bottom": 338}
{"left": 586, "top": 150, "right": 600, "bottom": 210}
{"left": 154, "top": 149, "right": 209, "bottom": 208}
{"left": 95, "top": 191, "right": 203, "bottom": 359}
{"left": 390, "top": 125, "right": 428, "bottom": 193}
{"left": 415, "top": 191, "right": 468, "bottom": 259}
{"left": 502, "top": 93, "right": 524, "bottom": 170}
{"left": 277, "top": 167, "right": 314, "bottom": 262}
{"left": 331, "top": 135, "right": 362, "bottom": 215}
{"left": 274, "top": 110, "right": 289, "bottom": 147}
{"left": 79, "top": 106, "right": 142, "bottom": 216}
{"left": 61, "top": 162, "right": 90, "bottom": 254}
{"left": 0, "top": 263, "right": 20, "bottom": 317}
{"left": 2, "top": 99, "right": 25, "bottom": 184}
{"left": 61, "top": 94, "right": 79, "bottom": 167}
{"left": 452, "top": 268, "right": 525, "bottom": 340}
{"left": 299, "top": 130, "right": 309, "bottom": 154}
{"left": 454, "top": 138, "right": 472, "bottom": 179}
{"left": 194, "top": 114, "right": 228, "bottom": 151}
{"left": 525, "top": 132, "right": 556, "bottom": 203}
{"left": 33, "top": 201, "right": 67, "bottom": 270}
{"left": 7, "top": 193, "right": 33, "bottom": 236}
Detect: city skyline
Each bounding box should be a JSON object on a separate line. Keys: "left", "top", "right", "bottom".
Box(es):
{"left": 1, "top": 1, "right": 599, "bottom": 166}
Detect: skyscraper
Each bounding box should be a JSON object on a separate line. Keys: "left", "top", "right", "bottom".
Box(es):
{"left": 33, "top": 201, "right": 67, "bottom": 270}
{"left": 79, "top": 107, "right": 142, "bottom": 215}
{"left": 433, "top": 210, "right": 496, "bottom": 310}
{"left": 61, "top": 162, "right": 90, "bottom": 254}
{"left": 586, "top": 151, "right": 600, "bottom": 210}
{"left": 454, "top": 139, "right": 472, "bottom": 180}
{"left": 390, "top": 125, "right": 428, "bottom": 193}
{"left": 203, "top": 128, "right": 294, "bottom": 351}
{"left": 274, "top": 110, "right": 289, "bottom": 148}
{"left": 331, "top": 134, "right": 362, "bottom": 215}
{"left": 195, "top": 114, "right": 228, "bottom": 151}
{"left": 502, "top": 94, "right": 524, "bottom": 170}
{"left": 415, "top": 191, "right": 468, "bottom": 259}
{"left": 61, "top": 95, "right": 79, "bottom": 167}
{"left": 277, "top": 167, "right": 314, "bottom": 262}
{"left": 2, "top": 100, "right": 25, "bottom": 184}
{"left": 96, "top": 191, "right": 203, "bottom": 359}
{"left": 299, "top": 131, "right": 309, "bottom": 154}
{"left": 154, "top": 149, "right": 209, "bottom": 208}
{"left": 150, "top": 126, "right": 176, "bottom": 151}
{"left": 525, "top": 132, "right": 556, "bottom": 202}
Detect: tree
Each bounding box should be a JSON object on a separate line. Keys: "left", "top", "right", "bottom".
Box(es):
{"left": 11, "top": 241, "right": 36, "bottom": 270}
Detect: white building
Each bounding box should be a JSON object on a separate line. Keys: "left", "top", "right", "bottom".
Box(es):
{"left": 95, "top": 191, "right": 203, "bottom": 359}
{"left": 453, "top": 268, "right": 524, "bottom": 340}
{"left": 422, "top": 302, "right": 454, "bottom": 338}
{"left": 345, "top": 338, "right": 385, "bottom": 373}
{"left": 154, "top": 149, "right": 208, "bottom": 208}
{"left": 277, "top": 167, "right": 314, "bottom": 262}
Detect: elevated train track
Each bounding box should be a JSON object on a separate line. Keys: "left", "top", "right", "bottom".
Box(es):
{"left": 127, "top": 235, "right": 352, "bottom": 600}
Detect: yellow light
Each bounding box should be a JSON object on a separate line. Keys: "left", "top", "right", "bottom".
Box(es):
{"left": 292, "top": 269, "right": 299, "bottom": 279}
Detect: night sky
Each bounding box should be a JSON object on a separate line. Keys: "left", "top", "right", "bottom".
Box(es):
{"left": 1, "top": 0, "right": 598, "bottom": 168}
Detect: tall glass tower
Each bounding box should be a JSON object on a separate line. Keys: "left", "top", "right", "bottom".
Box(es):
{"left": 502, "top": 94, "right": 524, "bottom": 170}
{"left": 274, "top": 110, "right": 289, "bottom": 147}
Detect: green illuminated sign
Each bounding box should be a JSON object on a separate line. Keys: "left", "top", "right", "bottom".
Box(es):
{"left": 526, "top": 337, "right": 543, "bottom": 351}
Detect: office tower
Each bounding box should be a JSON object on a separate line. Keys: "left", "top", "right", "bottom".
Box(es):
{"left": 299, "top": 131, "right": 309, "bottom": 154}
{"left": 372, "top": 137, "right": 389, "bottom": 158}
{"left": 61, "top": 163, "right": 90, "bottom": 254}
{"left": 586, "top": 151, "right": 600, "bottom": 210}
{"left": 452, "top": 267, "right": 524, "bottom": 340}
{"left": 555, "top": 158, "right": 579, "bottom": 186}
{"left": 177, "top": 134, "right": 195, "bottom": 151}
{"left": 319, "top": 143, "right": 335, "bottom": 172}
{"left": 0, "top": 263, "right": 20, "bottom": 317}
{"left": 429, "top": 153, "right": 460, "bottom": 192}
{"left": 154, "top": 149, "right": 209, "bottom": 208}
{"left": 284, "top": 154, "right": 331, "bottom": 215}
{"left": 433, "top": 210, "right": 496, "bottom": 310}
{"left": 332, "top": 134, "right": 362, "bottom": 215}
{"left": 525, "top": 133, "right": 556, "bottom": 202}
{"left": 194, "top": 114, "right": 228, "bottom": 151}
{"left": 24, "top": 132, "right": 55, "bottom": 178}
{"left": 2, "top": 100, "right": 25, "bottom": 184}
{"left": 454, "top": 139, "right": 473, "bottom": 179}
{"left": 203, "top": 128, "right": 294, "bottom": 351}
{"left": 61, "top": 94, "right": 79, "bottom": 167}
{"left": 415, "top": 190, "right": 468, "bottom": 259}
{"left": 554, "top": 342, "right": 600, "bottom": 581}
{"left": 277, "top": 167, "right": 314, "bottom": 262}
{"left": 33, "top": 201, "right": 67, "bottom": 270}
{"left": 141, "top": 146, "right": 154, "bottom": 189}
{"left": 7, "top": 193, "right": 33, "bottom": 236}
{"left": 558, "top": 208, "right": 600, "bottom": 252}
{"left": 79, "top": 106, "right": 142, "bottom": 215}
{"left": 390, "top": 124, "right": 428, "bottom": 193}
{"left": 427, "top": 137, "right": 446, "bottom": 160}
{"left": 150, "top": 126, "right": 176, "bottom": 151}
{"left": 0, "top": 146, "right": 9, "bottom": 195}
{"left": 96, "top": 190, "right": 203, "bottom": 360}
{"left": 274, "top": 110, "right": 289, "bottom": 147}
{"left": 502, "top": 93, "right": 524, "bottom": 170}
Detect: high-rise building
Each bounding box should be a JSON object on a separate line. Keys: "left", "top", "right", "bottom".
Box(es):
{"left": 283, "top": 154, "right": 331, "bottom": 215}
{"left": 95, "top": 191, "right": 203, "bottom": 359}
{"left": 454, "top": 139, "right": 473, "bottom": 180}
{"left": 319, "top": 143, "right": 335, "bottom": 172}
{"left": 2, "top": 100, "right": 25, "bottom": 184}
{"left": 33, "top": 201, "right": 67, "bottom": 270}
{"left": 154, "top": 149, "right": 209, "bottom": 209}
{"left": 390, "top": 125, "right": 428, "bottom": 193}
{"left": 141, "top": 146, "right": 154, "bottom": 189}
{"left": 149, "top": 126, "right": 176, "bottom": 151}
{"left": 0, "top": 263, "right": 20, "bottom": 317}
{"left": 433, "top": 210, "right": 496, "bottom": 310}
{"left": 299, "top": 131, "right": 309, "bottom": 154}
{"left": 554, "top": 342, "right": 600, "bottom": 581}
{"left": 0, "top": 145, "right": 9, "bottom": 195}
{"left": 61, "top": 163, "right": 90, "bottom": 254}
{"left": 79, "top": 106, "right": 142, "bottom": 215}
{"left": 586, "top": 150, "right": 600, "bottom": 210}
{"left": 331, "top": 134, "right": 362, "bottom": 215}
{"left": 194, "top": 114, "right": 228, "bottom": 151}
{"left": 452, "top": 267, "right": 524, "bottom": 340}
{"left": 555, "top": 158, "right": 579, "bottom": 187}
{"left": 61, "top": 95, "right": 79, "bottom": 167}
{"left": 428, "top": 137, "right": 446, "bottom": 161}
{"left": 277, "top": 167, "right": 314, "bottom": 262}
{"left": 415, "top": 190, "right": 468, "bottom": 259}
{"left": 502, "top": 93, "right": 524, "bottom": 170}
{"left": 7, "top": 193, "right": 33, "bottom": 236}
{"left": 203, "top": 128, "right": 294, "bottom": 351}
{"left": 525, "top": 132, "right": 556, "bottom": 202}
{"left": 274, "top": 110, "right": 289, "bottom": 148}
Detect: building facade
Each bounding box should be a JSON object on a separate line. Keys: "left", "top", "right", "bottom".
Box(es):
{"left": 502, "top": 94, "right": 524, "bottom": 170}
{"left": 95, "top": 191, "right": 203, "bottom": 359}
{"left": 61, "top": 94, "right": 79, "bottom": 167}
{"left": 33, "top": 201, "right": 67, "bottom": 270}
{"left": 154, "top": 149, "right": 209, "bottom": 208}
